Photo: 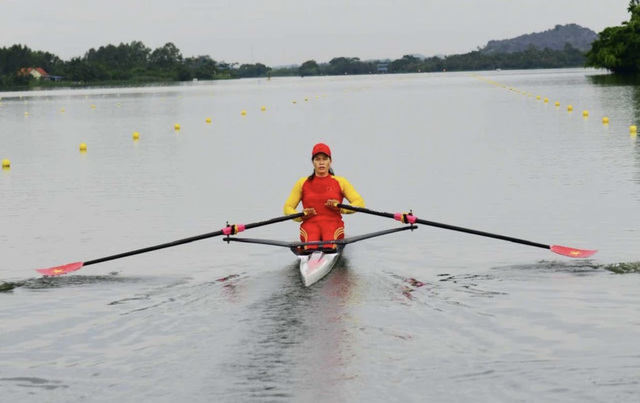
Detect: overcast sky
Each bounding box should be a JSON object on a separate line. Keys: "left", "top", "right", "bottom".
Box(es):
{"left": 0, "top": 0, "right": 630, "bottom": 66}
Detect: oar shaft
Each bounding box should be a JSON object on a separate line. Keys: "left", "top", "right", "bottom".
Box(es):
{"left": 337, "top": 204, "right": 549, "bottom": 250}
{"left": 84, "top": 212, "right": 304, "bottom": 267}
{"left": 414, "top": 217, "right": 549, "bottom": 250}
{"left": 84, "top": 231, "right": 223, "bottom": 266}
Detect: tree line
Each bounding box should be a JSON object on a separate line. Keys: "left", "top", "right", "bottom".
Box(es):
{"left": 0, "top": 40, "right": 588, "bottom": 88}
{"left": 0, "top": 41, "right": 272, "bottom": 87}
{"left": 272, "top": 44, "right": 586, "bottom": 77}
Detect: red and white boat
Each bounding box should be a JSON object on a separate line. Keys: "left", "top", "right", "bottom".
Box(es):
{"left": 224, "top": 226, "right": 417, "bottom": 286}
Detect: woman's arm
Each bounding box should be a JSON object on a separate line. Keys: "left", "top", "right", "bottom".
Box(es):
{"left": 283, "top": 177, "right": 307, "bottom": 222}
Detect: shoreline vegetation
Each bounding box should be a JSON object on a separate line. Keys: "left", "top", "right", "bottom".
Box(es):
{"left": 7, "top": 4, "right": 640, "bottom": 93}
{"left": 585, "top": 1, "right": 640, "bottom": 74}
{"left": 0, "top": 42, "right": 589, "bottom": 92}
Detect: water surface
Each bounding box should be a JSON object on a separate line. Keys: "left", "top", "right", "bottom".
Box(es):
{"left": 1, "top": 69, "right": 639, "bottom": 402}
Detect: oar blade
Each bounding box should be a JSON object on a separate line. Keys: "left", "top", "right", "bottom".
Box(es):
{"left": 36, "top": 262, "right": 84, "bottom": 276}
{"left": 550, "top": 245, "right": 598, "bottom": 258}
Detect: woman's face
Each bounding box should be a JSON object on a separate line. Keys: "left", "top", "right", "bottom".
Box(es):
{"left": 313, "top": 153, "right": 331, "bottom": 176}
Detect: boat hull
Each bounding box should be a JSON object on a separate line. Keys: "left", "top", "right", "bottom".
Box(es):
{"left": 223, "top": 225, "right": 417, "bottom": 287}
{"left": 298, "top": 248, "right": 342, "bottom": 287}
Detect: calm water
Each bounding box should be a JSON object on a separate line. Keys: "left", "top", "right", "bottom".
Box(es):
{"left": 1, "top": 69, "right": 639, "bottom": 402}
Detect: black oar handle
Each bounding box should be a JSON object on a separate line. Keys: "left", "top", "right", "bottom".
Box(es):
{"left": 84, "top": 212, "right": 305, "bottom": 266}
{"left": 337, "top": 204, "right": 550, "bottom": 250}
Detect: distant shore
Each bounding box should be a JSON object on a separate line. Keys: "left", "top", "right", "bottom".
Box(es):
{"left": 0, "top": 75, "right": 241, "bottom": 93}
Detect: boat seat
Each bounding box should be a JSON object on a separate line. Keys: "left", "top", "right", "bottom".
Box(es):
{"left": 297, "top": 247, "right": 339, "bottom": 256}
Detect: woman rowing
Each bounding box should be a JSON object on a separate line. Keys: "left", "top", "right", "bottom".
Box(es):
{"left": 284, "top": 143, "right": 365, "bottom": 251}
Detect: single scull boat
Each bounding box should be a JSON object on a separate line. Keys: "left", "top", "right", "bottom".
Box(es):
{"left": 224, "top": 225, "right": 417, "bottom": 286}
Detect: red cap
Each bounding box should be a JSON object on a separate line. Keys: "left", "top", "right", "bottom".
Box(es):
{"left": 311, "top": 143, "right": 331, "bottom": 159}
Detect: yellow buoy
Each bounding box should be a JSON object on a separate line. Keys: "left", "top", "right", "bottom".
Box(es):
{"left": 536, "top": 96, "right": 541, "bottom": 100}
{"left": 544, "top": 98, "right": 549, "bottom": 103}
{"left": 79, "top": 143, "right": 87, "bottom": 152}
{"left": 602, "top": 117, "right": 609, "bottom": 124}
{"left": 567, "top": 105, "right": 573, "bottom": 112}
{"left": 305, "top": 98, "right": 308, "bottom": 101}
{"left": 24, "top": 112, "right": 28, "bottom": 116}
{"left": 583, "top": 110, "right": 589, "bottom": 117}
{"left": 61, "top": 108, "right": 65, "bottom": 113}
{"left": 293, "top": 100, "right": 297, "bottom": 104}
{"left": 91, "top": 105, "right": 96, "bottom": 109}
{"left": 261, "top": 106, "right": 266, "bottom": 111}
{"left": 241, "top": 110, "right": 247, "bottom": 116}
{"left": 555, "top": 101, "right": 560, "bottom": 107}
{"left": 631, "top": 125, "right": 637, "bottom": 133}
{"left": 174, "top": 124, "right": 181, "bottom": 130}
{"left": 1, "top": 159, "right": 10, "bottom": 169}
{"left": 133, "top": 132, "right": 140, "bottom": 140}
{"left": 206, "top": 118, "right": 212, "bottom": 123}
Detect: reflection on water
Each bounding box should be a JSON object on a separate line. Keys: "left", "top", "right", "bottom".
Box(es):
{"left": 586, "top": 73, "right": 640, "bottom": 87}
{"left": 588, "top": 72, "right": 640, "bottom": 124}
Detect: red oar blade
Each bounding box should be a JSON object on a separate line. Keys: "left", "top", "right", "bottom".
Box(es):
{"left": 550, "top": 245, "right": 598, "bottom": 258}
{"left": 36, "top": 262, "right": 84, "bottom": 276}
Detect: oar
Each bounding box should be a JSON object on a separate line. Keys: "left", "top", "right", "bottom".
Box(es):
{"left": 337, "top": 204, "right": 597, "bottom": 258}
{"left": 36, "top": 212, "right": 305, "bottom": 276}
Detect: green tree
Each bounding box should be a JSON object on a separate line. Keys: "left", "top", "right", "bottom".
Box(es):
{"left": 585, "top": 1, "right": 640, "bottom": 74}
{"left": 185, "top": 55, "right": 218, "bottom": 79}
{"left": 326, "top": 57, "right": 371, "bottom": 75}
{"left": 389, "top": 55, "right": 421, "bottom": 73}
{"left": 299, "top": 60, "right": 320, "bottom": 76}
{"left": 236, "top": 63, "right": 271, "bottom": 78}
{"left": 127, "top": 41, "right": 151, "bottom": 67}
{"left": 149, "top": 43, "right": 183, "bottom": 69}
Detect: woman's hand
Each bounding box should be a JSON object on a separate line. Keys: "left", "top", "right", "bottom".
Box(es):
{"left": 325, "top": 200, "right": 340, "bottom": 211}
{"left": 302, "top": 208, "right": 317, "bottom": 219}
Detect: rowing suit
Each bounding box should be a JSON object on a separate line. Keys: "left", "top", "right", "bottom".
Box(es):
{"left": 284, "top": 175, "right": 365, "bottom": 250}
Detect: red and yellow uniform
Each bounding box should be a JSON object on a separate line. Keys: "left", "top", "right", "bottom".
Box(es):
{"left": 284, "top": 174, "right": 365, "bottom": 249}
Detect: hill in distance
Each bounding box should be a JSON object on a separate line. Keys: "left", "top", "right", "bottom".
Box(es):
{"left": 480, "top": 23, "right": 598, "bottom": 54}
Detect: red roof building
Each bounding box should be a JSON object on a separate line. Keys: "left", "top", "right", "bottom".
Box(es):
{"left": 18, "top": 67, "right": 50, "bottom": 79}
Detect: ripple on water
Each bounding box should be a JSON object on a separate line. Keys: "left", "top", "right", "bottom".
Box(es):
{"left": 0, "top": 377, "right": 69, "bottom": 390}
